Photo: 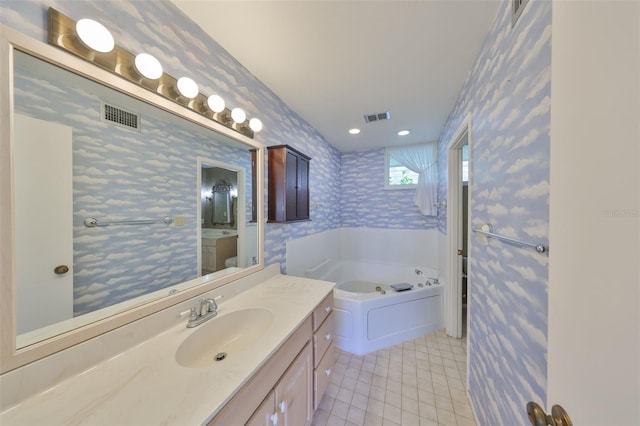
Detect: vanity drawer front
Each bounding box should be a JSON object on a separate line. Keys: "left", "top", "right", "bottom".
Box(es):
{"left": 312, "top": 292, "right": 333, "bottom": 331}
{"left": 313, "top": 311, "right": 333, "bottom": 367}
{"left": 314, "top": 341, "right": 335, "bottom": 410}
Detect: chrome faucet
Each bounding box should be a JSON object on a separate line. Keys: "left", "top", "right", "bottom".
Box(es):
{"left": 186, "top": 297, "right": 221, "bottom": 328}
{"left": 415, "top": 269, "right": 430, "bottom": 286}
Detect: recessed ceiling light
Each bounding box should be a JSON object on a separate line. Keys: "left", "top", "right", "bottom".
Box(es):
{"left": 397, "top": 130, "right": 411, "bottom": 136}
{"left": 348, "top": 128, "right": 360, "bottom": 135}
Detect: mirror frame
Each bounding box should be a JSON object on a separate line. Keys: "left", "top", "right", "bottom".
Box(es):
{"left": 0, "top": 25, "right": 265, "bottom": 373}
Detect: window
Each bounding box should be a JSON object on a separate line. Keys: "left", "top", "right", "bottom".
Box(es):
{"left": 384, "top": 143, "right": 438, "bottom": 216}
{"left": 386, "top": 153, "right": 419, "bottom": 188}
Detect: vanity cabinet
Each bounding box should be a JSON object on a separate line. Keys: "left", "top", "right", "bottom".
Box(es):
{"left": 246, "top": 339, "right": 312, "bottom": 426}
{"left": 202, "top": 236, "right": 238, "bottom": 275}
{"left": 209, "top": 317, "right": 313, "bottom": 426}
{"left": 267, "top": 145, "right": 311, "bottom": 223}
{"left": 312, "top": 292, "right": 335, "bottom": 409}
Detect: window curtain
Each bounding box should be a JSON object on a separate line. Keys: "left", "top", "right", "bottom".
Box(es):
{"left": 389, "top": 142, "right": 438, "bottom": 216}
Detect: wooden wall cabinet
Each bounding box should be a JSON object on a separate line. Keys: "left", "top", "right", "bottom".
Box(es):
{"left": 268, "top": 145, "right": 311, "bottom": 223}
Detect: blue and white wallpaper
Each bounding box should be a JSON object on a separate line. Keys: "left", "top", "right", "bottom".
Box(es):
{"left": 341, "top": 149, "right": 438, "bottom": 229}
{"left": 438, "top": 1, "right": 551, "bottom": 424}
{"left": 14, "top": 53, "right": 252, "bottom": 315}
{"left": 5, "top": 1, "right": 552, "bottom": 422}
{"left": 1, "top": 0, "right": 342, "bottom": 281}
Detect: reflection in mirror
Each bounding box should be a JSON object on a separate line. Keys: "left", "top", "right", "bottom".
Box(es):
{"left": 12, "top": 49, "right": 259, "bottom": 348}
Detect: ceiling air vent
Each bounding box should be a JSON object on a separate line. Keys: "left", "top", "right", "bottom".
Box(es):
{"left": 364, "top": 111, "right": 391, "bottom": 123}
{"left": 101, "top": 102, "right": 140, "bottom": 131}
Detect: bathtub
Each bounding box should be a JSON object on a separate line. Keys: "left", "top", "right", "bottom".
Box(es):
{"left": 315, "top": 261, "right": 443, "bottom": 356}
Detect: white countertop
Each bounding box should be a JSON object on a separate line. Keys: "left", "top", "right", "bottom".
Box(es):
{"left": 0, "top": 274, "right": 334, "bottom": 425}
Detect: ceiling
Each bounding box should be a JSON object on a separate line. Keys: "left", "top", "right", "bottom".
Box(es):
{"left": 172, "top": 1, "right": 499, "bottom": 152}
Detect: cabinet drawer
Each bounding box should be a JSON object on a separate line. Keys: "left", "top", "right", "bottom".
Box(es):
{"left": 312, "top": 292, "right": 333, "bottom": 331}
{"left": 313, "top": 312, "right": 333, "bottom": 368}
{"left": 314, "top": 342, "right": 335, "bottom": 410}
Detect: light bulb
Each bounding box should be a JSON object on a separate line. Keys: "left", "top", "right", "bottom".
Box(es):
{"left": 134, "top": 53, "right": 163, "bottom": 79}
{"left": 348, "top": 128, "right": 360, "bottom": 135}
{"left": 231, "top": 108, "right": 246, "bottom": 123}
{"left": 249, "top": 118, "right": 263, "bottom": 132}
{"left": 176, "top": 77, "right": 198, "bottom": 99}
{"left": 76, "top": 19, "right": 114, "bottom": 53}
{"left": 207, "top": 95, "right": 225, "bottom": 113}
{"left": 397, "top": 130, "right": 411, "bottom": 136}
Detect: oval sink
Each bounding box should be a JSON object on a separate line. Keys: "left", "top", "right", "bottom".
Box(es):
{"left": 175, "top": 308, "right": 273, "bottom": 368}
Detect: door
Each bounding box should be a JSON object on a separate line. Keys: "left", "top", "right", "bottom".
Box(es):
{"left": 14, "top": 113, "right": 73, "bottom": 334}
{"left": 275, "top": 343, "right": 313, "bottom": 426}
{"left": 446, "top": 118, "right": 471, "bottom": 340}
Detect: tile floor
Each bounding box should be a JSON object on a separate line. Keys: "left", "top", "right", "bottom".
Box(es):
{"left": 311, "top": 329, "right": 476, "bottom": 426}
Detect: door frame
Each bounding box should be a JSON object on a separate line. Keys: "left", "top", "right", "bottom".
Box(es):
{"left": 197, "top": 157, "right": 246, "bottom": 273}
{"left": 446, "top": 114, "right": 472, "bottom": 340}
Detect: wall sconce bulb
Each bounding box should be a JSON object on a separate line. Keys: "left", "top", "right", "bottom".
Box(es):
{"left": 134, "top": 53, "right": 163, "bottom": 80}
{"left": 75, "top": 19, "right": 114, "bottom": 53}
{"left": 231, "top": 108, "right": 246, "bottom": 123}
{"left": 177, "top": 77, "right": 199, "bottom": 99}
{"left": 249, "top": 118, "right": 263, "bottom": 132}
{"left": 207, "top": 95, "right": 225, "bottom": 113}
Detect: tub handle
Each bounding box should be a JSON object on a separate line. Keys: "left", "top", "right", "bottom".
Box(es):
{"left": 324, "top": 305, "right": 332, "bottom": 313}
{"left": 278, "top": 401, "right": 287, "bottom": 413}
{"left": 325, "top": 368, "right": 331, "bottom": 376}
{"left": 325, "top": 333, "right": 331, "bottom": 341}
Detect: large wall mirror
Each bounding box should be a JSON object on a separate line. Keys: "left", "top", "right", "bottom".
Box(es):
{"left": 0, "top": 27, "right": 264, "bottom": 373}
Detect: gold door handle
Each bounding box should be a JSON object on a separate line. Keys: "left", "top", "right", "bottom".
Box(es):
{"left": 527, "top": 402, "right": 573, "bottom": 426}
{"left": 54, "top": 265, "right": 69, "bottom": 275}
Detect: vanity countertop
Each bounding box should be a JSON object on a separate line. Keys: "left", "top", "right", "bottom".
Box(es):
{"left": 0, "top": 274, "right": 334, "bottom": 425}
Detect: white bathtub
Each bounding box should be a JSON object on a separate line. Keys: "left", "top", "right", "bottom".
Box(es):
{"left": 316, "top": 261, "right": 443, "bottom": 356}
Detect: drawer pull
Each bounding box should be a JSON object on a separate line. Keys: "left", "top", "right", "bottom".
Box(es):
{"left": 325, "top": 368, "right": 331, "bottom": 376}
{"left": 324, "top": 333, "right": 331, "bottom": 341}
{"left": 270, "top": 413, "right": 278, "bottom": 426}
{"left": 278, "top": 401, "right": 287, "bottom": 413}
{"left": 324, "top": 305, "right": 332, "bottom": 313}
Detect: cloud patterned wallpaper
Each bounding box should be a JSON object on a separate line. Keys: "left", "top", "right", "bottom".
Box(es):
{"left": 1, "top": 0, "right": 342, "bottom": 275}
{"left": 437, "top": 1, "right": 551, "bottom": 425}
{"left": 341, "top": 149, "right": 439, "bottom": 229}
{"left": 13, "top": 52, "right": 253, "bottom": 315}
{"left": 4, "top": 1, "right": 553, "bottom": 423}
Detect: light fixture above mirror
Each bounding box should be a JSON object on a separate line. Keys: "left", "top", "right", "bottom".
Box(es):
{"left": 48, "top": 8, "right": 262, "bottom": 138}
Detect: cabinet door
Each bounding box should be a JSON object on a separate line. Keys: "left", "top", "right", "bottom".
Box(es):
{"left": 295, "top": 157, "right": 309, "bottom": 220}
{"left": 275, "top": 343, "right": 313, "bottom": 426}
{"left": 246, "top": 391, "right": 278, "bottom": 426}
{"left": 285, "top": 151, "right": 299, "bottom": 221}
{"left": 202, "top": 241, "right": 216, "bottom": 274}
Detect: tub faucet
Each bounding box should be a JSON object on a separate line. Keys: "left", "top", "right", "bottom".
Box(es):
{"left": 415, "top": 269, "right": 430, "bottom": 286}
{"left": 186, "top": 296, "right": 221, "bottom": 328}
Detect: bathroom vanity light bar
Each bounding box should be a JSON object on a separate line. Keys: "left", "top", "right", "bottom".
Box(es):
{"left": 47, "top": 8, "right": 262, "bottom": 138}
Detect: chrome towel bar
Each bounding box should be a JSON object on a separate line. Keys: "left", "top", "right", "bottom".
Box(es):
{"left": 83, "top": 216, "right": 173, "bottom": 227}
{"left": 472, "top": 224, "right": 548, "bottom": 254}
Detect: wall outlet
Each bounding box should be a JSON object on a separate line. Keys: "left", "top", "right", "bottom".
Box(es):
{"left": 174, "top": 216, "right": 185, "bottom": 226}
